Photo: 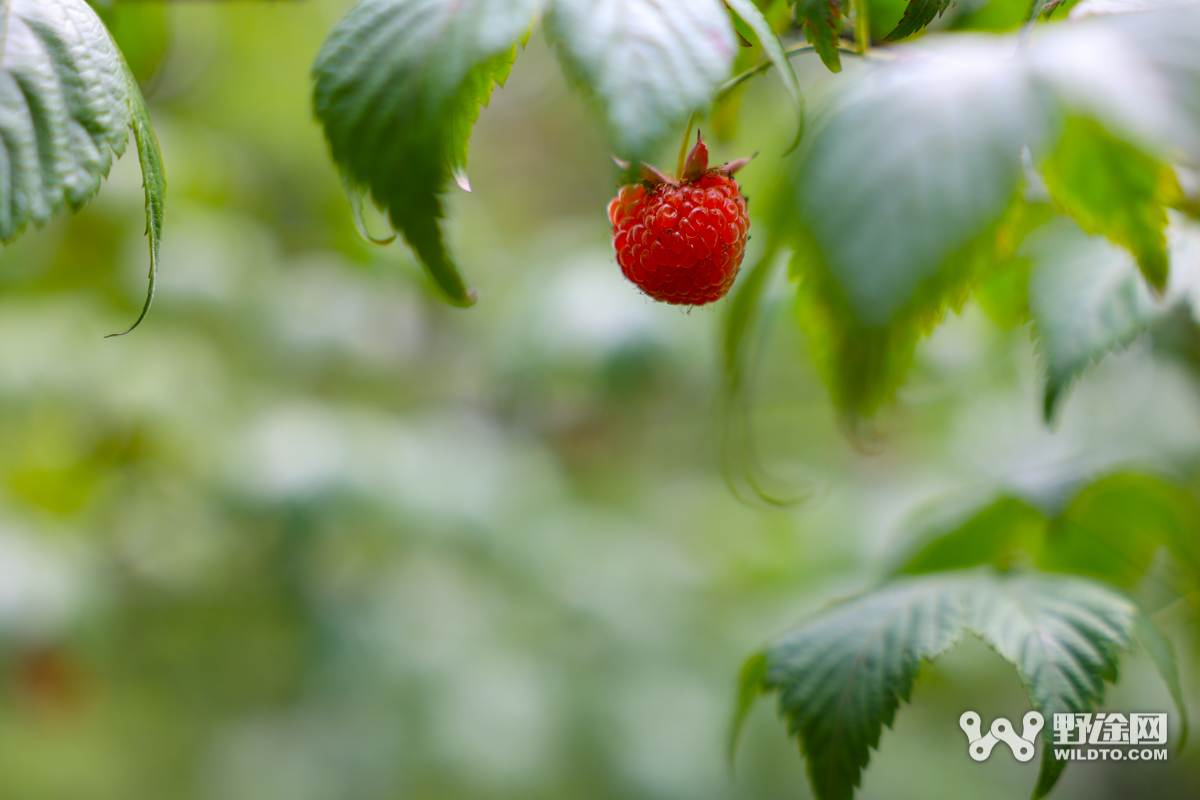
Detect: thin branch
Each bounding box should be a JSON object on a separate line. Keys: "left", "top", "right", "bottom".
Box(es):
{"left": 715, "top": 42, "right": 864, "bottom": 102}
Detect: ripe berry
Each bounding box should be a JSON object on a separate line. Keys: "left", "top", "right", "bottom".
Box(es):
{"left": 608, "top": 133, "right": 751, "bottom": 306}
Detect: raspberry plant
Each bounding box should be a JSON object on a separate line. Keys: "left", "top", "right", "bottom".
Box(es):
{"left": 8, "top": 1, "right": 1200, "bottom": 799}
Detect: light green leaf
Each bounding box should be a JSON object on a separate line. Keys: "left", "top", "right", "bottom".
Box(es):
{"left": 1041, "top": 118, "right": 1180, "bottom": 292}
{"left": 312, "top": 0, "right": 539, "bottom": 306}
{"left": 897, "top": 497, "right": 1047, "bottom": 575}
{"left": 545, "top": 0, "right": 736, "bottom": 158}
{"left": 107, "top": 55, "right": 164, "bottom": 337}
{"left": 0, "top": 0, "right": 133, "bottom": 241}
{"left": 1133, "top": 610, "right": 1189, "bottom": 752}
{"left": 965, "top": 574, "right": 1135, "bottom": 799}
{"left": 1026, "top": 219, "right": 1161, "bottom": 420}
{"left": 724, "top": 0, "right": 804, "bottom": 151}
{"left": 794, "top": 0, "right": 845, "bottom": 73}
{"left": 728, "top": 650, "right": 768, "bottom": 769}
{"left": 764, "top": 576, "right": 966, "bottom": 800}
{"left": 758, "top": 570, "right": 1139, "bottom": 800}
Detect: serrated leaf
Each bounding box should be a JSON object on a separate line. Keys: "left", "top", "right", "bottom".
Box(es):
{"left": 545, "top": 0, "right": 736, "bottom": 158}
{"left": 885, "top": 0, "right": 954, "bottom": 42}
{"left": 1041, "top": 118, "right": 1180, "bottom": 292}
{"left": 724, "top": 0, "right": 804, "bottom": 151}
{"left": 312, "top": 0, "right": 539, "bottom": 306}
{"left": 446, "top": 45, "right": 519, "bottom": 192}
{"left": 759, "top": 570, "right": 1140, "bottom": 800}
{"left": 795, "top": 0, "right": 845, "bottom": 73}
{"left": 764, "top": 576, "right": 966, "bottom": 800}
{"left": 0, "top": 0, "right": 133, "bottom": 242}
{"left": 965, "top": 574, "right": 1135, "bottom": 799}
{"left": 1026, "top": 219, "right": 1161, "bottom": 419}
{"left": 108, "top": 56, "right": 165, "bottom": 337}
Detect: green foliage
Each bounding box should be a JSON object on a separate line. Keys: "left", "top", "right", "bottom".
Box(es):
{"left": 1027, "top": 220, "right": 1161, "bottom": 419}
{"left": 724, "top": 0, "right": 805, "bottom": 150}
{"left": 0, "top": 0, "right": 131, "bottom": 241}
{"left": 897, "top": 473, "right": 1200, "bottom": 590}
{"left": 0, "top": 0, "right": 165, "bottom": 332}
{"left": 546, "top": 0, "right": 736, "bottom": 158}
{"left": 738, "top": 570, "right": 1142, "bottom": 800}
{"left": 312, "top": 0, "right": 539, "bottom": 306}
{"left": 886, "top": 0, "right": 955, "bottom": 41}
{"left": 1041, "top": 118, "right": 1180, "bottom": 293}
{"left": 794, "top": 0, "right": 845, "bottom": 72}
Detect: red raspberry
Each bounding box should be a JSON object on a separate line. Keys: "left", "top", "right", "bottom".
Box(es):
{"left": 608, "top": 134, "right": 751, "bottom": 306}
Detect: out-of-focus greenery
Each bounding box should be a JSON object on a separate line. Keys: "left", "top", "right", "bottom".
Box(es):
{"left": 0, "top": 2, "right": 1196, "bottom": 799}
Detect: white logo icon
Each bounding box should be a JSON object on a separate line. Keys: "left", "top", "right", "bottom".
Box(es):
{"left": 960, "top": 711, "right": 1044, "bottom": 762}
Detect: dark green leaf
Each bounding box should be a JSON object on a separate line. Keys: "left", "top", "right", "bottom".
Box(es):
{"left": 313, "top": 0, "right": 539, "bottom": 306}
{"left": 759, "top": 570, "right": 1139, "bottom": 800}
{"left": 795, "top": 0, "right": 845, "bottom": 72}
{"left": 764, "top": 576, "right": 965, "bottom": 800}
{"left": 885, "top": 0, "right": 954, "bottom": 42}
{"left": 965, "top": 574, "right": 1135, "bottom": 798}
{"left": 546, "top": 0, "right": 736, "bottom": 158}
{"left": 1041, "top": 118, "right": 1181, "bottom": 292}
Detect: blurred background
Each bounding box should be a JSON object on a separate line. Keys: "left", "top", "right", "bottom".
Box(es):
{"left": 0, "top": 1, "right": 1197, "bottom": 798}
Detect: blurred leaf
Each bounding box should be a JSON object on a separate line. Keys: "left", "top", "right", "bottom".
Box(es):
{"left": 885, "top": 0, "right": 953, "bottom": 41}
{"left": 546, "top": 0, "right": 736, "bottom": 158}
{"left": 973, "top": 255, "right": 1032, "bottom": 328}
{"left": 728, "top": 651, "right": 768, "bottom": 768}
{"left": 946, "top": 0, "right": 1029, "bottom": 31}
{"left": 0, "top": 0, "right": 134, "bottom": 242}
{"left": 898, "top": 497, "right": 1046, "bottom": 574}
{"left": 1041, "top": 118, "right": 1180, "bottom": 292}
{"left": 777, "top": 41, "right": 1051, "bottom": 417}
{"left": 1026, "top": 219, "right": 1160, "bottom": 420}
{"left": 965, "top": 574, "right": 1135, "bottom": 799}
{"left": 725, "top": 0, "right": 805, "bottom": 151}
{"left": 867, "top": 0, "right": 910, "bottom": 40}
{"left": 794, "top": 0, "right": 845, "bottom": 72}
{"left": 313, "top": 0, "right": 539, "bottom": 306}
{"left": 1133, "top": 610, "right": 1189, "bottom": 752}
{"left": 758, "top": 570, "right": 1138, "bottom": 800}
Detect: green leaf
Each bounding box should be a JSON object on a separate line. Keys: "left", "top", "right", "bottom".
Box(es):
{"left": 764, "top": 576, "right": 966, "bottom": 800}
{"left": 1026, "top": 219, "right": 1160, "bottom": 420}
{"left": 795, "top": 0, "right": 845, "bottom": 73}
{"left": 728, "top": 651, "right": 768, "bottom": 768}
{"left": 965, "top": 574, "right": 1135, "bottom": 798}
{"left": 313, "top": 0, "right": 538, "bottom": 306}
{"left": 1133, "top": 610, "right": 1189, "bottom": 752}
{"left": 724, "top": 0, "right": 804, "bottom": 152}
{"left": 885, "top": 0, "right": 954, "bottom": 42}
{"left": 0, "top": 0, "right": 133, "bottom": 242}
{"left": 107, "top": 54, "right": 165, "bottom": 337}
{"left": 1041, "top": 118, "right": 1181, "bottom": 292}
{"left": 898, "top": 497, "right": 1046, "bottom": 574}
{"left": 546, "top": 0, "right": 736, "bottom": 158}
{"left": 759, "top": 570, "right": 1139, "bottom": 800}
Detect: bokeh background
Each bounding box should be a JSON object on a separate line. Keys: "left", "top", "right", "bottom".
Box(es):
{"left": 0, "top": 1, "right": 1197, "bottom": 798}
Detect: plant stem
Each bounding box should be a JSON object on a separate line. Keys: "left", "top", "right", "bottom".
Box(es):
{"left": 853, "top": 0, "right": 870, "bottom": 56}
{"left": 714, "top": 43, "right": 863, "bottom": 102}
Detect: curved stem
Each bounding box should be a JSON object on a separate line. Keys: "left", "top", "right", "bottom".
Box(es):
{"left": 676, "top": 110, "right": 700, "bottom": 179}
{"left": 714, "top": 43, "right": 863, "bottom": 102}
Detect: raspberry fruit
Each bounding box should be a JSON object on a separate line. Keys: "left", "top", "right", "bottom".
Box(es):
{"left": 608, "top": 133, "right": 752, "bottom": 306}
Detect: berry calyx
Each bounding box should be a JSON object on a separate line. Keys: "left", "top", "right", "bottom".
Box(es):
{"left": 608, "top": 133, "right": 752, "bottom": 306}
